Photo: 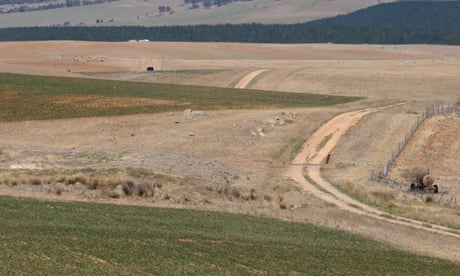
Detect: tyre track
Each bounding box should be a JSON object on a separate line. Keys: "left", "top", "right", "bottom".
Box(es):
{"left": 234, "top": 69, "right": 268, "bottom": 89}
{"left": 287, "top": 104, "right": 460, "bottom": 239}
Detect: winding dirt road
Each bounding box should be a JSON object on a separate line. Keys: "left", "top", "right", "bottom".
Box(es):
{"left": 234, "top": 69, "right": 268, "bottom": 89}
{"left": 287, "top": 105, "right": 460, "bottom": 240}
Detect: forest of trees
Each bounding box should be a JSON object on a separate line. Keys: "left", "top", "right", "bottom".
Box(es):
{"left": 1, "top": 23, "right": 460, "bottom": 45}
{"left": 308, "top": 1, "right": 460, "bottom": 32}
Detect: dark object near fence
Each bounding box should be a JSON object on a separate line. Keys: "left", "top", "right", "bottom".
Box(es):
{"left": 409, "top": 168, "right": 438, "bottom": 193}
{"left": 410, "top": 182, "right": 438, "bottom": 194}
{"left": 146, "top": 66, "right": 154, "bottom": 71}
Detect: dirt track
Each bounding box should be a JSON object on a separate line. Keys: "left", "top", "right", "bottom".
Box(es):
{"left": 1, "top": 41, "right": 460, "bottom": 262}
{"left": 288, "top": 105, "right": 460, "bottom": 243}
{"left": 234, "top": 69, "right": 268, "bottom": 89}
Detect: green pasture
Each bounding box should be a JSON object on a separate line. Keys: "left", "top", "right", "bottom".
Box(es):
{"left": 0, "top": 72, "right": 359, "bottom": 122}
{"left": 0, "top": 196, "right": 458, "bottom": 275}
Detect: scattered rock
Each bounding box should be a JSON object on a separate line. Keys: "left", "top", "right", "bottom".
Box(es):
{"left": 183, "top": 109, "right": 209, "bottom": 119}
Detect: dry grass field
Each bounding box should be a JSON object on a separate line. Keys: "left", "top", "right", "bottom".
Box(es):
{"left": 0, "top": 0, "right": 396, "bottom": 27}
{"left": 1, "top": 41, "right": 460, "bottom": 263}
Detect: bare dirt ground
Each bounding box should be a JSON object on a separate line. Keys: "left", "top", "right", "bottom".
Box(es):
{"left": 0, "top": 41, "right": 459, "bottom": 262}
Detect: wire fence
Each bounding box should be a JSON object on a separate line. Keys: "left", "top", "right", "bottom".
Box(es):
{"left": 378, "top": 103, "right": 458, "bottom": 177}
{"left": 369, "top": 102, "right": 459, "bottom": 209}
{"left": 369, "top": 171, "right": 459, "bottom": 209}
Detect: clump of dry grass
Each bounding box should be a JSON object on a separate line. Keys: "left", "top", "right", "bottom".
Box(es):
{"left": 30, "top": 178, "right": 42, "bottom": 185}
{"left": 121, "top": 180, "right": 156, "bottom": 197}
{"left": 231, "top": 188, "right": 240, "bottom": 199}
{"left": 425, "top": 195, "right": 434, "bottom": 203}
{"left": 200, "top": 198, "right": 212, "bottom": 204}
{"left": 250, "top": 188, "right": 257, "bottom": 200}
{"left": 136, "top": 181, "right": 155, "bottom": 197}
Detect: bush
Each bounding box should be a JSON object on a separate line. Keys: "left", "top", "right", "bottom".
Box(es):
{"left": 231, "top": 188, "right": 240, "bottom": 198}
{"left": 136, "top": 181, "right": 154, "bottom": 197}
{"left": 30, "top": 178, "right": 42, "bottom": 185}
{"left": 122, "top": 180, "right": 135, "bottom": 196}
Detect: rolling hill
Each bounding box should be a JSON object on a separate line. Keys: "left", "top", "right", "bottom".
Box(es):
{"left": 307, "top": 0, "right": 460, "bottom": 32}
{"left": 0, "top": 0, "right": 393, "bottom": 28}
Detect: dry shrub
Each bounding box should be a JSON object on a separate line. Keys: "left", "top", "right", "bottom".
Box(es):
{"left": 122, "top": 180, "right": 135, "bottom": 196}
{"left": 241, "top": 193, "right": 250, "bottom": 201}
{"left": 200, "top": 198, "right": 212, "bottom": 204}
{"left": 104, "top": 186, "right": 122, "bottom": 199}
{"left": 65, "top": 177, "right": 78, "bottom": 185}
{"left": 30, "top": 178, "right": 42, "bottom": 185}
{"left": 106, "top": 178, "right": 122, "bottom": 187}
{"left": 250, "top": 188, "right": 257, "bottom": 201}
{"left": 425, "top": 195, "right": 434, "bottom": 203}
{"left": 263, "top": 195, "right": 272, "bottom": 202}
{"left": 74, "top": 176, "right": 88, "bottom": 185}
{"left": 154, "top": 180, "right": 162, "bottom": 189}
{"left": 87, "top": 178, "right": 105, "bottom": 190}
{"left": 231, "top": 188, "right": 240, "bottom": 198}
{"left": 279, "top": 203, "right": 287, "bottom": 210}
{"left": 136, "top": 181, "right": 154, "bottom": 197}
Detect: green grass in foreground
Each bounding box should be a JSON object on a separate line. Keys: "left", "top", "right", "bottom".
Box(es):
{"left": 0, "top": 73, "right": 360, "bottom": 122}
{"left": 0, "top": 196, "right": 458, "bottom": 275}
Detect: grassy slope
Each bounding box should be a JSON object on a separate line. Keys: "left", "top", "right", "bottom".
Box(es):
{"left": 0, "top": 0, "right": 396, "bottom": 28}
{"left": 0, "top": 195, "right": 458, "bottom": 275}
{"left": 0, "top": 73, "right": 359, "bottom": 122}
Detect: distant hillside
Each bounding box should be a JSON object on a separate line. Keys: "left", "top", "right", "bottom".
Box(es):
{"left": 2, "top": 1, "right": 460, "bottom": 44}
{"left": 307, "top": 1, "right": 460, "bottom": 32}
{"left": 0, "top": 0, "right": 393, "bottom": 28}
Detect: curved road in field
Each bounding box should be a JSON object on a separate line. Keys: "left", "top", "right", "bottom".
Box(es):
{"left": 287, "top": 105, "right": 460, "bottom": 239}
{"left": 234, "top": 69, "right": 268, "bottom": 89}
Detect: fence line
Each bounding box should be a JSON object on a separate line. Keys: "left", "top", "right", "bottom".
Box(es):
{"left": 378, "top": 103, "right": 457, "bottom": 177}
{"left": 369, "top": 171, "right": 458, "bottom": 209}
{"left": 369, "top": 102, "right": 459, "bottom": 210}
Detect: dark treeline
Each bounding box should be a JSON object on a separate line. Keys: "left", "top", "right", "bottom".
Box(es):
{"left": 308, "top": 1, "right": 460, "bottom": 32}
{"left": 2, "top": 1, "right": 460, "bottom": 44}
{"left": 0, "top": 24, "right": 460, "bottom": 44}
